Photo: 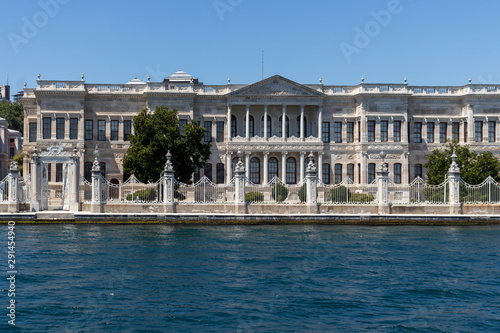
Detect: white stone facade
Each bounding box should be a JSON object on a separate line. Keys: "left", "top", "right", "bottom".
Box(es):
{"left": 21, "top": 72, "right": 500, "bottom": 186}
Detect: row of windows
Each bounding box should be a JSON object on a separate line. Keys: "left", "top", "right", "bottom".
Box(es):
{"left": 30, "top": 118, "right": 132, "bottom": 142}
{"left": 321, "top": 120, "right": 402, "bottom": 143}
{"left": 201, "top": 120, "right": 225, "bottom": 143}
{"left": 413, "top": 121, "right": 497, "bottom": 143}
{"left": 230, "top": 115, "right": 310, "bottom": 139}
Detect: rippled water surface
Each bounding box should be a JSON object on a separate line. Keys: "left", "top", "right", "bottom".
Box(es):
{"left": 1, "top": 224, "right": 500, "bottom": 332}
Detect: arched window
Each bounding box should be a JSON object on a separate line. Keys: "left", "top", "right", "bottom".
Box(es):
{"left": 243, "top": 115, "right": 255, "bottom": 137}
{"left": 250, "top": 157, "right": 260, "bottom": 184}
{"left": 110, "top": 179, "right": 119, "bottom": 199}
{"left": 279, "top": 115, "right": 290, "bottom": 138}
{"left": 296, "top": 115, "right": 307, "bottom": 137}
{"left": 286, "top": 157, "right": 296, "bottom": 184}
{"left": 204, "top": 163, "right": 212, "bottom": 181}
{"left": 334, "top": 163, "right": 342, "bottom": 184}
{"left": 368, "top": 163, "right": 376, "bottom": 184}
{"left": 216, "top": 163, "right": 225, "bottom": 184}
{"left": 268, "top": 157, "right": 278, "bottom": 181}
{"left": 84, "top": 162, "right": 92, "bottom": 182}
{"left": 394, "top": 163, "right": 402, "bottom": 184}
{"left": 261, "top": 115, "right": 272, "bottom": 137}
{"left": 322, "top": 163, "right": 330, "bottom": 184}
{"left": 231, "top": 115, "right": 237, "bottom": 138}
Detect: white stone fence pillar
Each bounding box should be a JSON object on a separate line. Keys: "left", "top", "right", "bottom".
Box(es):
{"left": 91, "top": 148, "right": 102, "bottom": 213}
{"left": 8, "top": 162, "right": 19, "bottom": 213}
{"left": 377, "top": 162, "right": 390, "bottom": 214}
{"left": 163, "top": 151, "right": 176, "bottom": 213}
{"left": 447, "top": 152, "right": 461, "bottom": 214}
{"left": 305, "top": 154, "right": 318, "bottom": 214}
{"left": 234, "top": 152, "right": 246, "bottom": 214}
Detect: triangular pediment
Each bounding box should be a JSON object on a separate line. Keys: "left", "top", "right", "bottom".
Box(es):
{"left": 228, "top": 75, "right": 324, "bottom": 97}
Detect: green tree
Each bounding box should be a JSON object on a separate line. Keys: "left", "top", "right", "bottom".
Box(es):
{"left": 0, "top": 101, "right": 24, "bottom": 132}
{"left": 122, "top": 106, "right": 211, "bottom": 183}
{"left": 13, "top": 151, "right": 23, "bottom": 175}
{"left": 424, "top": 142, "right": 500, "bottom": 185}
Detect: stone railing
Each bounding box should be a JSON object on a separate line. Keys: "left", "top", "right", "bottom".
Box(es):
{"left": 36, "top": 81, "right": 85, "bottom": 91}
{"left": 86, "top": 84, "right": 146, "bottom": 94}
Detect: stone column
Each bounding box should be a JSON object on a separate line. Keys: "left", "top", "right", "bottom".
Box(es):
{"left": 401, "top": 117, "right": 408, "bottom": 143}
{"left": 264, "top": 105, "right": 268, "bottom": 140}
{"left": 226, "top": 152, "right": 232, "bottom": 184}
{"left": 245, "top": 152, "right": 250, "bottom": 180}
{"left": 227, "top": 104, "right": 232, "bottom": 142}
{"left": 281, "top": 152, "right": 287, "bottom": 183}
{"left": 361, "top": 153, "right": 368, "bottom": 184}
{"left": 305, "top": 154, "right": 318, "bottom": 214}
{"left": 245, "top": 104, "right": 250, "bottom": 140}
{"left": 447, "top": 152, "right": 462, "bottom": 215}
{"left": 376, "top": 162, "right": 390, "bottom": 214}
{"left": 234, "top": 154, "right": 247, "bottom": 214}
{"left": 282, "top": 105, "right": 287, "bottom": 141}
{"left": 69, "top": 148, "right": 80, "bottom": 212}
{"left": 300, "top": 152, "right": 305, "bottom": 183}
{"left": 91, "top": 149, "right": 102, "bottom": 213}
{"left": 300, "top": 105, "right": 305, "bottom": 140}
{"left": 263, "top": 152, "right": 269, "bottom": 184}
{"left": 30, "top": 150, "right": 41, "bottom": 212}
{"left": 8, "top": 162, "right": 19, "bottom": 213}
{"left": 317, "top": 105, "right": 323, "bottom": 140}
{"left": 163, "top": 151, "right": 176, "bottom": 213}
{"left": 318, "top": 152, "right": 323, "bottom": 176}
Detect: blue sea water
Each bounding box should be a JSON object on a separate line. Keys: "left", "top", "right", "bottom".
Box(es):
{"left": 1, "top": 224, "right": 500, "bottom": 332}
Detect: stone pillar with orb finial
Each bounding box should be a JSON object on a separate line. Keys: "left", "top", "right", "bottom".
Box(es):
{"left": 30, "top": 149, "right": 41, "bottom": 212}
{"left": 234, "top": 151, "right": 247, "bottom": 214}
{"left": 91, "top": 145, "right": 103, "bottom": 213}
{"left": 163, "top": 150, "right": 176, "bottom": 213}
{"left": 447, "top": 151, "right": 462, "bottom": 214}
{"left": 69, "top": 147, "right": 81, "bottom": 212}
{"left": 305, "top": 152, "right": 318, "bottom": 214}
{"left": 377, "top": 151, "right": 390, "bottom": 214}
{"left": 8, "top": 162, "right": 19, "bottom": 213}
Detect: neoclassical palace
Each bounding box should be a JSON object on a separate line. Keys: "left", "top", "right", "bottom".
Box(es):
{"left": 21, "top": 72, "right": 500, "bottom": 186}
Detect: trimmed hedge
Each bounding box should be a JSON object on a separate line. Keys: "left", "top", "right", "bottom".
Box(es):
{"left": 271, "top": 183, "right": 289, "bottom": 202}
{"left": 126, "top": 188, "right": 157, "bottom": 201}
{"left": 245, "top": 191, "right": 264, "bottom": 202}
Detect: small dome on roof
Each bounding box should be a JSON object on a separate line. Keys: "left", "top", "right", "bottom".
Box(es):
{"left": 168, "top": 70, "right": 193, "bottom": 82}
{"left": 126, "top": 78, "right": 146, "bottom": 85}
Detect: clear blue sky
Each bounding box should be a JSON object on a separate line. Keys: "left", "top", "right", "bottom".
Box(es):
{"left": 1, "top": 0, "right": 500, "bottom": 94}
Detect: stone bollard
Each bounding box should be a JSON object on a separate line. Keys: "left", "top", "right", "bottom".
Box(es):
{"left": 91, "top": 158, "right": 102, "bottom": 213}
{"left": 8, "top": 162, "right": 19, "bottom": 213}
{"left": 377, "top": 162, "right": 390, "bottom": 214}
{"left": 305, "top": 155, "right": 318, "bottom": 214}
{"left": 447, "top": 152, "right": 461, "bottom": 215}
{"left": 163, "top": 151, "right": 176, "bottom": 213}
{"left": 234, "top": 156, "right": 247, "bottom": 214}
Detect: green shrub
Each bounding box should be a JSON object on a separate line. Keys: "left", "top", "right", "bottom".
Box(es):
{"left": 271, "top": 182, "right": 289, "bottom": 202}
{"left": 126, "top": 188, "right": 157, "bottom": 201}
{"left": 349, "top": 192, "right": 374, "bottom": 203}
{"left": 328, "top": 185, "right": 349, "bottom": 202}
{"left": 245, "top": 191, "right": 264, "bottom": 202}
{"left": 298, "top": 183, "right": 307, "bottom": 202}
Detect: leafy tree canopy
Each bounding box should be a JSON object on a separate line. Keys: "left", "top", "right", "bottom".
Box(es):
{"left": 13, "top": 150, "right": 23, "bottom": 175}
{"left": 0, "top": 101, "right": 24, "bottom": 133}
{"left": 424, "top": 142, "right": 500, "bottom": 185}
{"left": 122, "top": 106, "right": 211, "bottom": 183}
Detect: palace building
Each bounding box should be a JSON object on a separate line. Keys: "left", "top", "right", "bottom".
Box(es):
{"left": 21, "top": 71, "right": 500, "bottom": 186}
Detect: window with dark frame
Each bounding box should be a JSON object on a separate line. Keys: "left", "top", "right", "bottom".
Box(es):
{"left": 204, "top": 121, "right": 212, "bottom": 142}
{"left": 475, "top": 121, "right": 483, "bottom": 142}
{"left": 368, "top": 163, "right": 376, "bottom": 183}
{"left": 29, "top": 123, "right": 37, "bottom": 142}
{"left": 380, "top": 120, "right": 388, "bottom": 142}
{"left": 427, "top": 122, "right": 434, "bottom": 143}
{"left": 452, "top": 122, "right": 460, "bottom": 142}
{"left": 394, "top": 163, "right": 402, "bottom": 184}
{"left": 367, "top": 120, "right": 375, "bottom": 142}
{"left": 216, "top": 163, "right": 224, "bottom": 184}
{"left": 464, "top": 122, "right": 468, "bottom": 142}
{"left": 414, "top": 164, "right": 423, "bottom": 179}
{"left": 268, "top": 157, "right": 278, "bottom": 180}
{"left": 489, "top": 121, "right": 496, "bottom": 142}
{"left": 84, "top": 162, "right": 92, "bottom": 181}
{"left": 334, "top": 122, "right": 342, "bottom": 143}
{"left": 334, "top": 163, "right": 342, "bottom": 184}
{"left": 347, "top": 164, "right": 354, "bottom": 183}
{"left": 250, "top": 157, "right": 260, "bottom": 184}
{"left": 322, "top": 163, "right": 330, "bottom": 184}
{"left": 56, "top": 118, "right": 64, "bottom": 139}
{"left": 414, "top": 122, "right": 422, "bottom": 143}
{"left": 322, "top": 121, "right": 330, "bottom": 143}
{"left": 110, "top": 120, "right": 119, "bottom": 141}
{"left": 286, "top": 157, "right": 296, "bottom": 184}
{"left": 56, "top": 163, "right": 63, "bottom": 182}
{"left": 347, "top": 122, "right": 354, "bottom": 143}
{"left": 43, "top": 117, "right": 51, "bottom": 139}
{"left": 216, "top": 121, "right": 224, "bottom": 142}
{"left": 85, "top": 120, "right": 93, "bottom": 141}
{"left": 98, "top": 120, "right": 106, "bottom": 141}
{"left": 295, "top": 115, "right": 308, "bottom": 137}
{"left": 124, "top": 120, "right": 132, "bottom": 141}
{"left": 393, "top": 121, "right": 401, "bottom": 142}
{"left": 439, "top": 122, "right": 447, "bottom": 143}
{"left": 231, "top": 115, "right": 237, "bottom": 138}
{"left": 204, "top": 163, "right": 212, "bottom": 181}
{"left": 70, "top": 118, "right": 78, "bottom": 140}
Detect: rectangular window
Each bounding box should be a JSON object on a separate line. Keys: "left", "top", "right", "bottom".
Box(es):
{"left": 193, "top": 167, "right": 200, "bottom": 183}
{"left": 9, "top": 148, "right": 15, "bottom": 159}
{"left": 393, "top": 121, "right": 401, "bottom": 142}
{"left": 70, "top": 118, "right": 78, "bottom": 140}
{"left": 322, "top": 122, "right": 330, "bottom": 143}
{"left": 489, "top": 121, "right": 496, "bottom": 142}
{"left": 452, "top": 122, "right": 460, "bottom": 142}
{"left": 367, "top": 120, "right": 375, "bottom": 142}
{"left": 334, "top": 122, "right": 342, "bottom": 143}
{"left": 179, "top": 119, "right": 188, "bottom": 136}
{"left": 380, "top": 120, "right": 388, "bottom": 142}
{"left": 124, "top": 120, "right": 132, "bottom": 141}
{"left": 440, "top": 122, "right": 447, "bottom": 143}
{"left": 43, "top": 117, "right": 51, "bottom": 139}
{"left": 47, "top": 164, "right": 52, "bottom": 182}
{"left": 427, "top": 122, "right": 434, "bottom": 143}
{"left": 464, "top": 122, "right": 468, "bottom": 142}
{"left": 394, "top": 163, "right": 402, "bottom": 184}
{"left": 216, "top": 163, "right": 224, "bottom": 184}
{"left": 347, "top": 122, "right": 354, "bottom": 143}
{"left": 414, "top": 122, "right": 422, "bottom": 143}
{"left": 110, "top": 120, "right": 119, "bottom": 141}
{"left": 322, "top": 164, "right": 330, "bottom": 184}
{"left": 334, "top": 164, "right": 342, "bottom": 184}
{"left": 98, "top": 120, "right": 106, "bottom": 141}
{"left": 204, "top": 121, "right": 212, "bottom": 142}
{"left": 56, "top": 163, "right": 63, "bottom": 182}
{"left": 29, "top": 123, "right": 37, "bottom": 142}
{"left": 56, "top": 118, "right": 65, "bottom": 139}
{"left": 85, "top": 120, "right": 93, "bottom": 141}
{"left": 204, "top": 163, "right": 212, "bottom": 181}
{"left": 347, "top": 164, "right": 354, "bottom": 183}
{"left": 475, "top": 121, "right": 483, "bottom": 142}
{"left": 414, "top": 164, "right": 423, "bottom": 179}
{"left": 368, "top": 163, "right": 376, "bottom": 183}
{"left": 216, "top": 121, "right": 224, "bottom": 142}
